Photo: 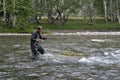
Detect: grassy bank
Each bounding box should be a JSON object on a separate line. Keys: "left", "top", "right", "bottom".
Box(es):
{"left": 42, "top": 20, "right": 119, "bottom": 30}
{"left": 0, "top": 19, "right": 119, "bottom": 33}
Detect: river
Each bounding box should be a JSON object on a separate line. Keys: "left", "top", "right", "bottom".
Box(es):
{"left": 0, "top": 34, "right": 120, "bottom": 80}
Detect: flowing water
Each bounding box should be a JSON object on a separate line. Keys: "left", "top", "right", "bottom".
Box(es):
{"left": 0, "top": 34, "right": 120, "bottom": 80}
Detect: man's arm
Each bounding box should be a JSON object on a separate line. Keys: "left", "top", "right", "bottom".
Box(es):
{"left": 31, "top": 32, "right": 37, "bottom": 42}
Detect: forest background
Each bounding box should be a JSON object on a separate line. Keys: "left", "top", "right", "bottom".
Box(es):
{"left": 0, "top": 0, "right": 120, "bottom": 33}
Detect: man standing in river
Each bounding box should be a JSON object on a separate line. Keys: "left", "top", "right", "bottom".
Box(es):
{"left": 30, "top": 26, "right": 47, "bottom": 59}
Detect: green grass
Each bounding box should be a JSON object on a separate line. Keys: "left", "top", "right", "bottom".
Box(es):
{"left": 0, "top": 19, "right": 120, "bottom": 33}
{"left": 42, "top": 19, "right": 120, "bottom": 30}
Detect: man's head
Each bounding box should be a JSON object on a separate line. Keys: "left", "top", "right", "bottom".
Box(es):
{"left": 37, "top": 26, "right": 42, "bottom": 32}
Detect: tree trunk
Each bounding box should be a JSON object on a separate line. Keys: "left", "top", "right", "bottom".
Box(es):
{"left": 103, "top": 0, "right": 108, "bottom": 23}
{"left": 60, "top": 12, "right": 65, "bottom": 25}
{"left": 13, "top": 0, "right": 16, "bottom": 27}
{"left": 84, "top": 16, "right": 87, "bottom": 24}
{"left": 110, "top": 0, "right": 114, "bottom": 22}
{"left": 89, "top": 0, "right": 94, "bottom": 23}
{"left": 45, "top": 0, "right": 47, "bottom": 10}
{"left": 88, "top": 1, "right": 92, "bottom": 23}
{"left": 13, "top": 15, "right": 16, "bottom": 27}
{"left": 34, "top": 0, "right": 39, "bottom": 23}
{"left": 116, "top": 0, "right": 120, "bottom": 25}
{"left": 3, "top": 0, "right": 6, "bottom": 27}
{"left": 59, "top": 0, "right": 66, "bottom": 25}
{"left": 47, "top": 13, "right": 54, "bottom": 24}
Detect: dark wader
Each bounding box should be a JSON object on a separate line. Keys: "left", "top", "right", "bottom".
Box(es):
{"left": 31, "top": 43, "right": 44, "bottom": 57}
{"left": 30, "top": 31, "right": 45, "bottom": 58}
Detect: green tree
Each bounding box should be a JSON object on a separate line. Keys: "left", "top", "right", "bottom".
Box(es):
{"left": 15, "top": 0, "right": 33, "bottom": 29}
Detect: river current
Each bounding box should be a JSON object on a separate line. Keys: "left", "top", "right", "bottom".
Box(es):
{"left": 0, "top": 33, "right": 120, "bottom": 80}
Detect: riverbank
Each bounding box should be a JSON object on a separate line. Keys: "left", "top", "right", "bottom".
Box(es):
{"left": 1, "top": 31, "right": 120, "bottom": 36}
{"left": 0, "top": 19, "right": 119, "bottom": 33}
{"left": 51, "top": 29, "right": 120, "bottom": 33}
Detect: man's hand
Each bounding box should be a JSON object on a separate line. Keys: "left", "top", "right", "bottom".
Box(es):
{"left": 43, "top": 35, "right": 48, "bottom": 40}
{"left": 36, "top": 39, "right": 44, "bottom": 42}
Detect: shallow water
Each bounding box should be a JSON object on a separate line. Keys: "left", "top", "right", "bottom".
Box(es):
{"left": 0, "top": 35, "right": 120, "bottom": 80}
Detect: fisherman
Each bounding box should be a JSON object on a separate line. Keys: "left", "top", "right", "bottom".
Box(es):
{"left": 30, "top": 26, "right": 47, "bottom": 59}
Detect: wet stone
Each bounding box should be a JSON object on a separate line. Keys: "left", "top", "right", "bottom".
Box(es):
{"left": 113, "top": 77, "right": 120, "bottom": 80}
{"left": 41, "top": 72, "right": 47, "bottom": 75}
{"left": 87, "top": 77, "right": 95, "bottom": 80}
{"left": 78, "top": 75, "right": 87, "bottom": 80}
{"left": 42, "top": 76, "right": 56, "bottom": 80}
{"left": 71, "top": 72, "right": 81, "bottom": 77}
{"left": 17, "top": 71, "right": 26, "bottom": 76}
{"left": 105, "top": 70, "right": 118, "bottom": 76}
{"left": 88, "top": 69, "right": 98, "bottom": 74}
{"left": 0, "top": 72, "right": 7, "bottom": 75}
{"left": 116, "top": 63, "right": 120, "bottom": 68}
{"left": 99, "top": 75, "right": 109, "bottom": 80}
{"left": 2, "top": 78, "right": 14, "bottom": 80}
{"left": 57, "top": 79, "right": 66, "bottom": 80}
{"left": 56, "top": 74, "right": 64, "bottom": 78}
{"left": 27, "top": 73, "right": 39, "bottom": 77}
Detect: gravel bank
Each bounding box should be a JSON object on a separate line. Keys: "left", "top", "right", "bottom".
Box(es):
{"left": 1, "top": 31, "right": 120, "bottom": 36}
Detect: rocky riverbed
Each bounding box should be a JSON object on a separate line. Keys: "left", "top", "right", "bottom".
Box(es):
{"left": 0, "top": 33, "right": 120, "bottom": 80}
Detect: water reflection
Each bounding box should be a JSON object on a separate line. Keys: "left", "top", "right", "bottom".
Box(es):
{"left": 0, "top": 35, "right": 120, "bottom": 80}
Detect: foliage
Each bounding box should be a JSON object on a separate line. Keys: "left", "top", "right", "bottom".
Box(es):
{"left": 94, "top": 0, "right": 104, "bottom": 16}
{"left": 0, "top": 0, "right": 119, "bottom": 31}
{"left": 0, "top": 19, "right": 119, "bottom": 33}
